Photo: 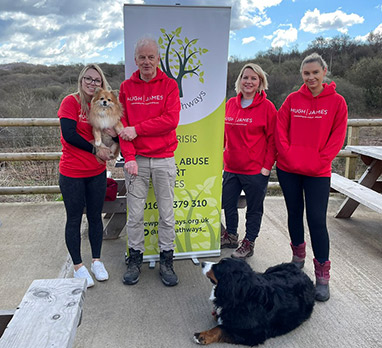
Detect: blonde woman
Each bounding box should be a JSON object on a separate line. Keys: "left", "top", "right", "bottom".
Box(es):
{"left": 58, "top": 64, "right": 114, "bottom": 287}
{"left": 275, "top": 53, "right": 348, "bottom": 301}
{"left": 221, "top": 63, "right": 277, "bottom": 258}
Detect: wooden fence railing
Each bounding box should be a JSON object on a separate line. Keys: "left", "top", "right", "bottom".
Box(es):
{"left": 0, "top": 118, "right": 381, "bottom": 195}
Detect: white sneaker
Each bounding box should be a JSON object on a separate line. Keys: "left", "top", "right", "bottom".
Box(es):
{"left": 74, "top": 265, "right": 94, "bottom": 288}
{"left": 91, "top": 261, "right": 109, "bottom": 281}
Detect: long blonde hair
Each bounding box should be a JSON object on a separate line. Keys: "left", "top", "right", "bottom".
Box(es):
{"left": 74, "top": 64, "right": 111, "bottom": 115}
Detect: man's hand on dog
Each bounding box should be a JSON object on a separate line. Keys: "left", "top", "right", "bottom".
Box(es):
{"left": 119, "top": 126, "right": 137, "bottom": 141}
{"left": 124, "top": 160, "right": 138, "bottom": 176}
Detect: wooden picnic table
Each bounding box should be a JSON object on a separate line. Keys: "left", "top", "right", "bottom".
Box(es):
{"left": 102, "top": 178, "right": 127, "bottom": 239}
{"left": 332, "top": 145, "right": 382, "bottom": 218}
{"left": 0, "top": 278, "right": 86, "bottom": 348}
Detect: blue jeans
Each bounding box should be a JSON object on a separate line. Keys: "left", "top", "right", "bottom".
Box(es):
{"left": 59, "top": 171, "right": 106, "bottom": 265}
{"left": 276, "top": 167, "right": 330, "bottom": 262}
{"left": 124, "top": 156, "right": 176, "bottom": 253}
{"left": 222, "top": 171, "right": 269, "bottom": 242}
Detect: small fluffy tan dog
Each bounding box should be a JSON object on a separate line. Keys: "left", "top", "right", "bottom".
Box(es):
{"left": 89, "top": 87, "right": 124, "bottom": 158}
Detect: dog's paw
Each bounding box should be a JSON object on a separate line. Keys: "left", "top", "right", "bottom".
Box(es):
{"left": 193, "top": 327, "right": 226, "bottom": 345}
{"left": 193, "top": 332, "right": 205, "bottom": 345}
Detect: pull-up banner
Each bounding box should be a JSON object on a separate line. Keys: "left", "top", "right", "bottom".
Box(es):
{"left": 123, "top": 4, "right": 231, "bottom": 261}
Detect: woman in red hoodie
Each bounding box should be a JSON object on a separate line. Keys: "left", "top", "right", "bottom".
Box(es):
{"left": 58, "top": 64, "right": 113, "bottom": 288}
{"left": 275, "top": 53, "right": 348, "bottom": 301}
{"left": 221, "top": 63, "right": 277, "bottom": 258}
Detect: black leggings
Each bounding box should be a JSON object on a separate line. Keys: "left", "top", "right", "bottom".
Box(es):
{"left": 59, "top": 171, "right": 106, "bottom": 265}
{"left": 222, "top": 171, "right": 269, "bottom": 242}
{"left": 276, "top": 167, "right": 330, "bottom": 263}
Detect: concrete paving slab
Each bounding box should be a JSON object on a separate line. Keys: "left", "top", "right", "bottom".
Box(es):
{"left": 0, "top": 202, "right": 69, "bottom": 309}
{"left": 0, "top": 196, "right": 381, "bottom": 348}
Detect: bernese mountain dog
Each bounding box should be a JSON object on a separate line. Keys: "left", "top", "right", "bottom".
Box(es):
{"left": 194, "top": 258, "right": 315, "bottom": 346}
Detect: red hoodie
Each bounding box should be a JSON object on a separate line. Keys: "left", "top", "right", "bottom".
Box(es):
{"left": 224, "top": 91, "right": 277, "bottom": 175}
{"left": 276, "top": 82, "right": 348, "bottom": 177}
{"left": 119, "top": 68, "right": 180, "bottom": 162}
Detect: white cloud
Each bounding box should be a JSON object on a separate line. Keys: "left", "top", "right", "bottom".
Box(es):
{"left": 373, "top": 23, "right": 382, "bottom": 34}
{"left": 373, "top": 23, "right": 382, "bottom": 35}
{"left": 226, "top": 0, "right": 282, "bottom": 31}
{"left": 0, "top": 0, "right": 283, "bottom": 65}
{"left": 0, "top": 0, "right": 143, "bottom": 65}
{"left": 242, "top": 36, "right": 256, "bottom": 45}
{"left": 300, "top": 8, "right": 364, "bottom": 34}
{"left": 265, "top": 25, "right": 298, "bottom": 48}
{"left": 355, "top": 23, "right": 382, "bottom": 42}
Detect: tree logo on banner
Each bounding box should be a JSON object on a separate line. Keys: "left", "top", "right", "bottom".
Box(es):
{"left": 158, "top": 27, "right": 208, "bottom": 98}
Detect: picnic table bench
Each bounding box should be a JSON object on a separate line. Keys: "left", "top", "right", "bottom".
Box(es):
{"left": 331, "top": 146, "right": 382, "bottom": 218}
{"left": 102, "top": 178, "right": 127, "bottom": 239}
{"left": 0, "top": 278, "right": 86, "bottom": 348}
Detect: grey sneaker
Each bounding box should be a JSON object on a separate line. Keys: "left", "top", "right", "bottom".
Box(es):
{"left": 74, "top": 265, "right": 94, "bottom": 288}
{"left": 91, "top": 261, "right": 109, "bottom": 281}
{"left": 123, "top": 248, "right": 143, "bottom": 285}
{"left": 221, "top": 230, "right": 239, "bottom": 249}
{"left": 159, "top": 250, "right": 178, "bottom": 287}
{"left": 231, "top": 238, "right": 254, "bottom": 258}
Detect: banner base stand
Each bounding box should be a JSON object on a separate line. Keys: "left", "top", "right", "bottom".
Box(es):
{"left": 191, "top": 257, "right": 200, "bottom": 265}
{"left": 125, "top": 250, "right": 221, "bottom": 265}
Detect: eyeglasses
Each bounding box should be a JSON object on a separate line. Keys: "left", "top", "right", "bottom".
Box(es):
{"left": 83, "top": 76, "right": 102, "bottom": 86}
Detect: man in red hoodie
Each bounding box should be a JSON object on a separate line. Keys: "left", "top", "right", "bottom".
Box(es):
{"left": 119, "top": 37, "right": 180, "bottom": 287}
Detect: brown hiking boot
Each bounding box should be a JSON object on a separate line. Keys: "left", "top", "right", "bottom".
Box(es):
{"left": 231, "top": 238, "right": 254, "bottom": 258}
{"left": 221, "top": 230, "right": 239, "bottom": 249}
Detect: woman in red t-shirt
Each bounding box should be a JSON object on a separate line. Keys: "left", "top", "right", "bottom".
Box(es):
{"left": 58, "top": 64, "right": 115, "bottom": 288}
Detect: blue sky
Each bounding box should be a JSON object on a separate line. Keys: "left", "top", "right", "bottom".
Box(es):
{"left": 0, "top": 0, "right": 381, "bottom": 65}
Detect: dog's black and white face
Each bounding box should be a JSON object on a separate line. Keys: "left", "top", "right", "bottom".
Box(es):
{"left": 201, "top": 261, "right": 219, "bottom": 304}
{"left": 201, "top": 258, "right": 253, "bottom": 288}
{"left": 201, "top": 258, "right": 255, "bottom": 310}
{"left": 201, "top": 261, "right": 218, "bottom": 284}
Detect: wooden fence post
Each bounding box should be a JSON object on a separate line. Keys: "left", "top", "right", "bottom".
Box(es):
{"left": 345, "top": 125, "right": 359, "bottom": 179}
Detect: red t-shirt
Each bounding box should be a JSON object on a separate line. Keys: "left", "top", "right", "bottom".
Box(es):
{"left": 57, "top": 94, "right": 106, "bottom": 178}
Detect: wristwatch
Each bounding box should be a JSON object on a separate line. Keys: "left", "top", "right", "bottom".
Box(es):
{"left": 92, "top": 146, "right": 97, "bottom": 155}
